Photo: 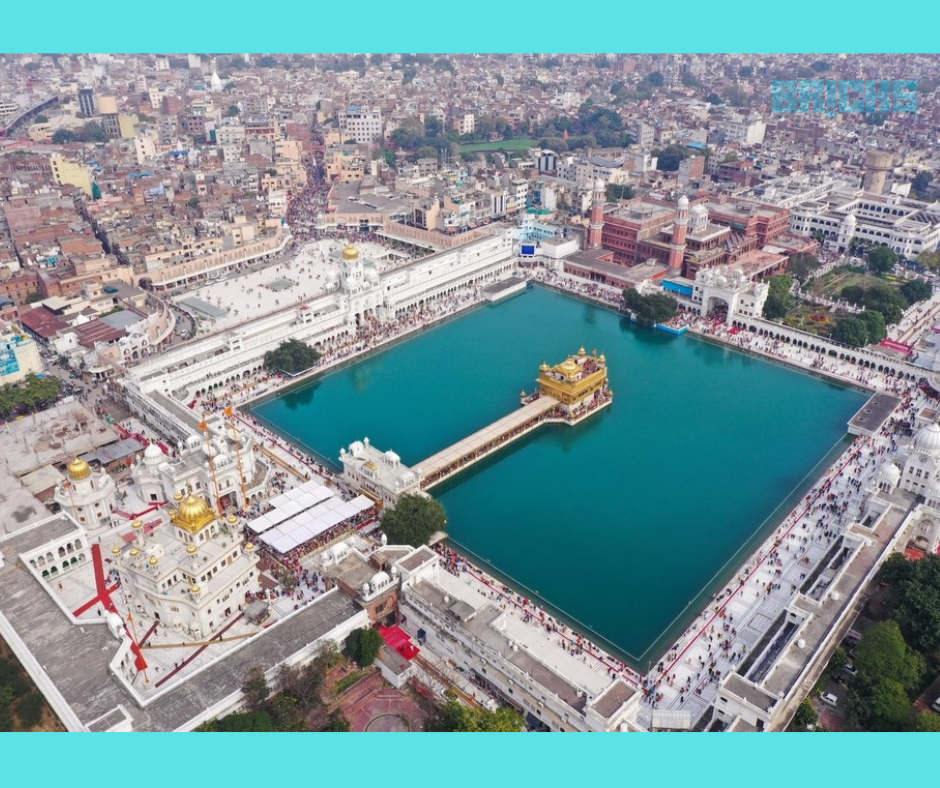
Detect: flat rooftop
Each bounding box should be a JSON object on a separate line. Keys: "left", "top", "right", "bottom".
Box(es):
{"left": 0, "top": 517, "right": 360, "bottom": 731}
{"left": 848, "top": 393, "right": 902, "bottom": 436}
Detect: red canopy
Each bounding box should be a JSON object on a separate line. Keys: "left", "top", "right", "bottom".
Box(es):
{"left": 379, "top": 625, "right": 420, "bottom": 661}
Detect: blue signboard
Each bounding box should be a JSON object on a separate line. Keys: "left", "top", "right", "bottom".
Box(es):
{"left": 520, "top": 243, "right": 536, "bottom": 257}
{"left": 0, "top": 340, "right": 21, "bottom": 377}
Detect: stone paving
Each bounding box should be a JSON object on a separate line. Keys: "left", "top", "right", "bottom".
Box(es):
{"left": 173, "top": 238, "right": 413, "bottom": 335}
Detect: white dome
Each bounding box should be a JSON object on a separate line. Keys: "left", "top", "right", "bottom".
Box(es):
{"left": 914, "top": 422, "right": 940, "bottom": 455}
{"left": 593, "top": 178, "right": 605, "bottom": 193}
{"left": 843, "top": 213, "right": 857, "bottom": 225}
{"left": 144, "top": 442, "right": 163, "bottom": 460}
{"left": 690, "top": 204, "right": 708, "bottom": 217}
{"left": 677, "top": 195, "right": 689, "bottom": 210}
{"left": 877, "top": 463, "right": 901, "bottom": 485}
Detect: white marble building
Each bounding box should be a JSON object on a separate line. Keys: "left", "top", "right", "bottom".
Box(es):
{"left": 114, "top": 492, "right": 260, "bottom": 639}
{"left": 54, "top": 457, "right": 118, "bottom": 532}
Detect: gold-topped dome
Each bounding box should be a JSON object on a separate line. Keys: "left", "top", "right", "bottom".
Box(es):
{"left": 173, "top": 492, "right": 184, "bottom": 502}
{"left": 342, "top": 244, "right": 360, "bottom": 261}
{"left": 67, "top": 457, "right": 91, "bottom": 481}
{"left": 191, "top": 584, "right": 201, "bottom": 594}
{"left": 186, "top": 544, "right": 198, "bottom": 555}
{"left": 129, "top": 547, "right": 140, "bottom": 557}
{"left": 227, "top": 514, "right": 238, "bottom": 525}
{"left": 244, "top": 542, "right": 255, "bottom": 551}
{"left": 111, "top": 545, "right": 121, "bottom": 555}
{"left": 598, "top": 354, "right": 606, "bottom": 364}
{"left": 131, "top": 519, "right": 143, "bottom": 530}
{"left": 149, "top": 556, "right": 159, "bottom": 566}
{"left": 578, "top": 346, "right": 587, "bottom": 356}
{"left": 171, "top": 494, "right": 217, "bottom": 534}
{"left": 539, "top": 362, "right": 551, "bottom": 373}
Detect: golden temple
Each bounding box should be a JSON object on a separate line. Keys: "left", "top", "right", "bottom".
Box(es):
{"left": 536, "top": 346, "right": 610, "bottom": 410}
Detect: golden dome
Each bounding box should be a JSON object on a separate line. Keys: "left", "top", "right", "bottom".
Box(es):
{"left": 171, "top": 494, "right": 216, "bottom": 534}
{"left": 599, "top": 354, "right": 606, "bottom": 364}
{"left": 111, "top": 545, "right": 121, "bottom": 555}
{"left": 129, "top": 547, "right": 140, "bottom": 557}
{"left": 149, "top": 556, "right": 159, "bottom": 566}
{"left": 173, "top": 492, "right": 184, "bottom": 502}
{"left": 131, "top": 520, "right": 143, "bottom": 530}
{"left": 539, "top": 363, "right": 551, "bottom": 373}
{"left": 191, "top": 584, "right": 201, "bottom": 594}
{"left": 245, "top": 542, "right": 255, "bottom": 551}
{"left": 68, "top": 457, "right": 91, "bottom": 481}
{"left": 342, "top": 244, "right": 360, "bottom": 261}
{"left": 186, "top": 544, "right": 198, "bottom": 555}
{"left": 227, "top": 514, "right": 238, "bottom": 525}
{"left": 578, "top": 346, "right": 587, "bottom": 356}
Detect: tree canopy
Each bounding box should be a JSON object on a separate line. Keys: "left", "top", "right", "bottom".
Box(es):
{"left": 900, "top": 279, "right": 932, "bottom": 304}
{"left": 428, "top": 694, "right": 525, "bottom": 732}
{"left": 867, "top": 246, "right": 898, "bottom": 275}
{"left": 0, "top": 373, "right": 62, "bottom": 418}
{"left": 762, "top": 275, "right": 794, "bottom": 320}
{"left": 854, "top": 620, "right": 925, "bottom": 693}
{"left": 263, "top": 339, "right": 321, "bottom": 376}
{"left": 345, "top": 627, "right": 384, "bottom": 667}
{"left": 653, "top": 144, "right": 692, "bottom": 172}
{"left": 879, "top": 553, "right": 940, "bottom": 654}
{"left": 832, "top": 316, "right": 870, "bottom": 348}
{"left": 381, "top": 493, "right": 447, "bottom": 546}
{"left": 622, "top": 289, "right": 678, "bottom": 327}
{"left": 787, "top": 252, "right": 822, "bottom": 282}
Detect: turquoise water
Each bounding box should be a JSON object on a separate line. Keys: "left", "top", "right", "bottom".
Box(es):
{"left": 250, "top": 286, "right": 867, "bottom": 664}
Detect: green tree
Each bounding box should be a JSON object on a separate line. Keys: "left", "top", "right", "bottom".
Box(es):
{"left": 887, "top": 553, "right": 940, "bottom": 654}
{"left": 0, "top": 685, "right": 16, "bottom": 732}
{"left": 811, "top": 60, "right": 831, "bottom": 73}
{"left": 606, "top": 183, "right": 635, "bottom": 202}
{"left": 867, "top": 245, "right": 898, "bottom": 275}
{"left": 738, "top": 66, "right": 754, "bottom": 78}
{"left": 706, "top": 92, "right": 722, "bottom": 104}
{"left": 647, "top": 71, "right": 664, "bottom": 87}
{"left": 322, "top": 710, "right": 351, "bottom": 731}
{"left": 912, "top": 171, "right": 933, "bottom": 198}
{"left": 762, "top": 275, "right": 794, "bottom": 320}
{"left": 787, "top": 252, "right": 821, "bottom": 282}
{"left": 429, "top": 695, "right": 525, "bottom": 731}
{"left": 622, "top": 290, "right": 679, "bottom": 327}
{"left": 226, "top": 104, "right": 239, "bottom": 117}
{"left": 854, "top": 620, "right": 925, "bottom": 693}
{"left": 916, "top": 249, "right": 940, "bottom": 271}
{"left": 196, "top": 710, "right": 275, "bottom": 731}
{"left": 862, "top": 284, "right": 907, "bottom": 324}
{"left": 867, "top": 679, "right": 912, "bottom": 731}
{"left": 34, "top": 114, "right": 49, "bottom": 124}
{"left": 241, "top": 665, "right": 270, "bottom": 713}
{"left": 52, "top": 129, "right": 75, "bottom": 144}
{"left": 858, "top": 310, "right": 887, "bottom": 344}
{"left": 840, "top": 284, "right": 865, "bottom": 305}
{"left": 832, "top": 317, "right": 870, "bottom": 347}
{"left": 14, "top": 692, "right": 44, "bottom": 730}
{"left": 900, "top": 279, "right": 932, "bottom": 305}
{"left": 381, "top": 493, "right": 447, "bottom": 546}
{"left": 787, "top": 699, "right": 819, "bottom": 731}
{"left": 653, "top": 144, "right": 691, "bottom": 172}
{"left": 263, "top": 339, "right": 321, "bottom": 375}
{"left": 257, "top": 55, "right": 278, "bottom": 68}
{"left": 913, "top": 711, "right": 940, "bottom": 732}
{"left": 345, "top": 627, "right": 384, "bottom": 667}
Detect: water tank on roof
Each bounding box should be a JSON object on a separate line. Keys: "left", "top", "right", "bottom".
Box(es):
{"left": 104, "top": 286, "right": 119, "bottom": 294}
